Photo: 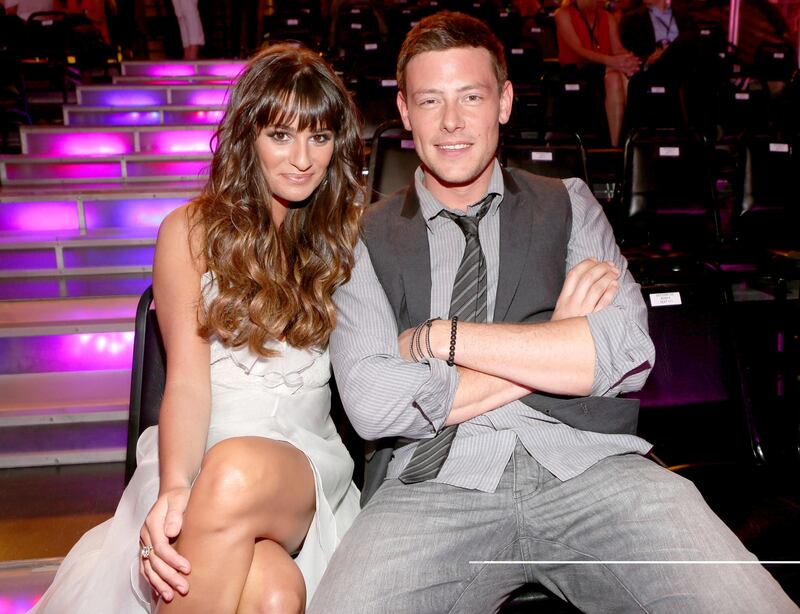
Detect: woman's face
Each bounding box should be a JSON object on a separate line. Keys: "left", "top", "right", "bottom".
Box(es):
{"left": 255, "top": 117, "right": 335, "bottom": 223}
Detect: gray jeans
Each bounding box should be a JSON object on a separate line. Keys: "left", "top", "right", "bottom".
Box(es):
{"left": 309, "top": 443, "right": 798, "bottom": 613}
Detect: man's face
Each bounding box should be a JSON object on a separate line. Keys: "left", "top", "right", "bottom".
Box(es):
{"left": 397, "top": 47, "right": 512, "bottom": 206}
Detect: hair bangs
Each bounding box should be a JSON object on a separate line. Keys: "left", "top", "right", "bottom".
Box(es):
{"left": 256, "top": 69, "right": 342, "bottom": 134}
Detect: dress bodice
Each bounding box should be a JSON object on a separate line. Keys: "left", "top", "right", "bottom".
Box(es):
{"left": 202, "top": 271, "right": 331, "bottom": 397}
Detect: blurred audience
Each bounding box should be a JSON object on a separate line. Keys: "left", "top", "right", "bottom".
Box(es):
{"left": 555, "top": 0, "right": 640, "bottom": 145}
{"left": 4, "top": 0, "right": 54, "bottom": 20}
{"left": 171, "top": 0, "right": 203, "bottom": 59}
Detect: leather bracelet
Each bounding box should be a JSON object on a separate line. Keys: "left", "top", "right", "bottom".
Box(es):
{"left": 408, "top": 324, "right": 419, "bottom": 362}
{"left": 446, "top": 316, "right": 458, "bottom": 367}
{"left": 414, "top": 318, "right": 426, "bottom": 361}
{"left": 423, "top": 319, "right": 434, "bottom": 359}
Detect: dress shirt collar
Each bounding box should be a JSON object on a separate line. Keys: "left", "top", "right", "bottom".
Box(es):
{"left": 413, "top": 159, "right": 505, "bottom": 229}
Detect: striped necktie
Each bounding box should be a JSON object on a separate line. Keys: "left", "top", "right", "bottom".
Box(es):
{"left": 398, "top": 194, "right": 493, "bottom": 484}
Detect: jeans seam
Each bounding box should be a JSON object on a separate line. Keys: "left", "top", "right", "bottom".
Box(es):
{"left": 522, "top": 536, "right": 651, "bottom": 613}
{"left": 448, "top": 537, "right": 523, "bottom": 614}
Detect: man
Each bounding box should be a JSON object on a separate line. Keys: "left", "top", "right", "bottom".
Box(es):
{"left": 619, "top": 0, "right": 702, "bottom": 129}
{"left": 309, "top": 11, "right": 798, "bottom": 613}
{"left": 619, "top": 0, "right": 694, "bottom": 72}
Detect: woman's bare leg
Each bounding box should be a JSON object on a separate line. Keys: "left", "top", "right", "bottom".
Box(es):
{"left": 237, "top": 539, "right": 306, "bottom": 614}
{"left": 157, "top": 437, "right": 315, "bottom": 613}
{"left": 605, "top": 69, "right": 627, "bottom": 147}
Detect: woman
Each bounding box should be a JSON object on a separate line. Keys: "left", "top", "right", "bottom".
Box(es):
{"left": 555, "top": 0, "right": 640, "bottom": 146}
{"left": 31, "top": 44, "right": 363, "bottom": 613}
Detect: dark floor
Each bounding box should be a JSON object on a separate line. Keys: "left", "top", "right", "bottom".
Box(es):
{"left": 0, "top": 462, "right": 124, "bottom": 562}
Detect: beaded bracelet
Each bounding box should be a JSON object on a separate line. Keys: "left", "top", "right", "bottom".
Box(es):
{"left": 446, "top": 316, "right": 458, "bottom": 367}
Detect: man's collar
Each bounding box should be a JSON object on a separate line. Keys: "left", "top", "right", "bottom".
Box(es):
{"left": 409, "top": 160, "right": 506, "bottom": 222}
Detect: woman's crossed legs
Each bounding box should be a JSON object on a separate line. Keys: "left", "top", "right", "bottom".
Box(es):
{"left": 156, "top": 436, "right": 315, "bottom": 614}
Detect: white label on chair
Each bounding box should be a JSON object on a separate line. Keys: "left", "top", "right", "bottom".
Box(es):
{"left": 650, "top": 292, "right": 682, "bottom": 307}
{"left": 365, "top": 43, "right": 378, "bottom": 50}
{"left": 650, "top": 86, "right": 666, "bottom": 94}
{"left": 401, "top": 139, "right": 415, "bottom": 149}
{"left": 701, "top": 29, "right": 711, "bottom": 35}
{"left": 531, "top": 26, "right": 542, "bottom": 33}
{"left": 381, "top": 79, "right": 397, "bottom": 87}
{"left": 564, "top": 83, "right": 580, "bottom": 91}
{"left": 735, "top": 92, "right": 750, "bottom": 100}
{"left": 769, "top": 143, "right": 789, "bottom": 153}
{"left": 351, "top": 23, "right": 362, "bottom": 29}
{"left": 773, "top": 52, "right": 785, "bottom": 59}
{"left": 530, "top": 151, "right": 554, "bottom": 161}
{"left": 500, "top": 11, "right": 509, "bottom": 17}
{"left": 512, "top": 48, "right": 524, "bottom": 55}
{"left": 287, "top": 18, "right": 298, "bottom": 25}
{"left": 351, "top": 8, "right": 361, "bottom": 13}
{"left": 659, "top": 147, "right": 680, "bottom": 157}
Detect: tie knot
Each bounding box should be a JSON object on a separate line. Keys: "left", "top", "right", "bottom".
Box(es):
{"left": 440, "top": 194, "right": 493, "bottom": 238}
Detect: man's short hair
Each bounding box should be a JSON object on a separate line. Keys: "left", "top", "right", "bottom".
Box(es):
{"left": 396, "top": 11, "right": 508, "bottom": 94}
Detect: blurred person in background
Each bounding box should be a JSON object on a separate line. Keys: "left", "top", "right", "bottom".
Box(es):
{"left": 555, "top": 0, "right": 640, "bottom": 145}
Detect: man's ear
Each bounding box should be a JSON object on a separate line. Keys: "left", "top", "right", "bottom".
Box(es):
{"left": 397, "top": 91, "right": 413, "bottom": 131}
{"left": 499, "top": 80, "right": 513, "bottom": 125}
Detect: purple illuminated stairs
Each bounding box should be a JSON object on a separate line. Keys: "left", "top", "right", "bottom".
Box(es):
{"left": 0, "top": 60, "right": 242, "bottom": 468}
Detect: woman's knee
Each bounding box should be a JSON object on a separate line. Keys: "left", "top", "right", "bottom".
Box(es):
{"left": 192, "top": 439, "right": 282, "bottom": 522}
{"left": 252, "top": 583, "right": 305, "bottom": 614}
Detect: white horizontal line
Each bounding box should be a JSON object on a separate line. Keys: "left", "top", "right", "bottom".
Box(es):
{"left": 470, "top": 561, "right": 800, "bottom": 565}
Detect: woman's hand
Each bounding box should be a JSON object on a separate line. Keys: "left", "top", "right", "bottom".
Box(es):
{"left": 607, "top": 52, "right": 640, "bottom": 77}
{"left": 139, "top": 486, "right": 192, "bottom": 603}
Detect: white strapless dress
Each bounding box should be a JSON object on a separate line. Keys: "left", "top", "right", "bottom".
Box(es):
{"left": 30, "top": 316, "right": 361, "bottom": 613}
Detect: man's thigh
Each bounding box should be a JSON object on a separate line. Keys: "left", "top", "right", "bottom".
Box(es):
{"left": 519, "top": 454, "right": 798, "bottom": 613}
{"left": 309, "top": 468, "right": 527, "bottom": 614}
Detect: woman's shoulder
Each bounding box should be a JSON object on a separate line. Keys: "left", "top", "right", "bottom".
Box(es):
{"left": 157, "top": 203, "right": 194, "bottom": 242}
{"left": 155, "top": 202, "right": 206, "bottom": 271}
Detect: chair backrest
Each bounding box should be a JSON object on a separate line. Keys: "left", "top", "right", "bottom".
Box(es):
{"left": 621, "top": 128, "right": 719, "bottom": 251}
{"left": 501, "top": 132, "right": 589, "bottom": 184}
{"left": 366, "top": 119, "right": 419, "bottom": 203}
{"left": 125, "top": 285, "right": 166, "bottom": 484}
{"left": 355, "top": 75, "right": 400, "bottom": 143}
{"left": 752, "top": 41, "right": 797, "bottom": 84}
{"left": 737, "top": 134, "right": 799, "bottom": 251}
{"left": 629, "top": 268, "right": 763, "bottom": 468}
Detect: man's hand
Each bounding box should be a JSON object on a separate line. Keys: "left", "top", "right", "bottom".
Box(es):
{"left": 552, "top": 258, "right": 620, "bottom": 321}
{"left": 139, "top": 486, "right": 192, "bottom": 602}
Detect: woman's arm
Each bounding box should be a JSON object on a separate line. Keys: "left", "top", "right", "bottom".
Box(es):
{"left": 152, "top": 205, "right": 210, "bottom": 495}
{"left": 139, "top": 204, "right": 211, "bottom": 601}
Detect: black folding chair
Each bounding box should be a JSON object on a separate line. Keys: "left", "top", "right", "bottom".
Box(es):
{"left": 620, "top": 128, "right": 719, "bottom": 256}
{"left": 365, "top": 119, "right": 419, "bottom": 203}
{"left": 501, "top": 131, "right": 590, "bottom": 184}
{"left": 125, "top": 285, "right": 165, "bottom": 484}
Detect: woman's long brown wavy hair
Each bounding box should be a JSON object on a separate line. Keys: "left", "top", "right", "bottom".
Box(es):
{"left": 191, "top": 44, "right": 364, "bottom": 356}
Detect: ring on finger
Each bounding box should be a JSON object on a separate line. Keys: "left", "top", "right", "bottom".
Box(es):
{"left": 141, "top": 544, "right": 154, "bottom": 560}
